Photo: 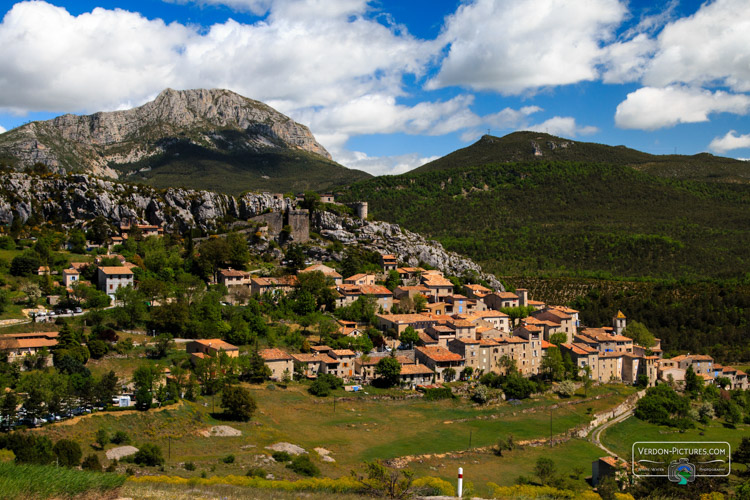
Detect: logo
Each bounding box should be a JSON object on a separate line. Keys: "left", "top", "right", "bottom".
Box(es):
{"left": 632, "top": 441, "right": 731, "bottom": 480}
{"left": 668, "top": 458, "right": 695, "bottom": 485}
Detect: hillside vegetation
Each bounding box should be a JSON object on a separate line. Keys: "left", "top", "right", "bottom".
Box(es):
{"left": 342, "top": 161, "right": 750, "bottom": 280}
{"left": 416, "top": 131, "right": 750, "bottom": 184}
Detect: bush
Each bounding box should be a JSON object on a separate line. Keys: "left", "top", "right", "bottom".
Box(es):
{"left": 286, "top": 454, "right": 319, "bottom": 477}
{"left": 221, "top": 386, "right": 257, "bottom": 421}
{"left": 423, "top": 387, "right": 453, "bottom": 401}
{"left": 81, "top": 454, "right": 102, "bottom": 472}
{"left": 272, "top": 451, "right": 292, "bottom": 463}
{"left": 184, "top": 462, "right": 196, "bottom": 471}
{"left": 110, "top": 431, "right": 130, "bottom": 445}
{"left": 88, "top": 339, "right": 109, "bottom": 359}
{"left": 471, "top": 384, "right": 488, "bottom": 404}
{"left": 307, "top": 379, "right": 331, "bottom": 397}
{"left": 222, "top": 454, "right": 235, "bottom": 464}
{"left": 246, "top": 467, "right": 266, "bottom": 478}
{"left": 52, "top": 439, "right": 82, "bottom": 467}
{"left": 133, "top": 444, "right": 164, "bottom": 467}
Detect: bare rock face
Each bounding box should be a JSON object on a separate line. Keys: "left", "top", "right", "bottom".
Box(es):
{"left": 0, "top": 88, "right": 331, "bottom": 176}
{"left": 314, "top": 211, "right": 504, "bottom": 290}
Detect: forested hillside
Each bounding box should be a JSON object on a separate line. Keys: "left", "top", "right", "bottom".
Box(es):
{"left": 342, "top": 161, "right": 750, "bottom": 280}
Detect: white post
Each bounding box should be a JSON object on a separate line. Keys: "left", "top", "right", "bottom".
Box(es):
{"left": 457, "top": 467, "right": 463, "bottom": 498}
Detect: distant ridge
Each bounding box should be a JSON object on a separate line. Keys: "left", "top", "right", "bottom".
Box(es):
{"left": 0, "top": 88, "right": 371, "bottom": 195}
{"left": 415, "top": 131, "right": 750, "bottom": 184}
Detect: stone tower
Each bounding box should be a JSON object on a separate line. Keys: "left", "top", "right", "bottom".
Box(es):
{"left": 287, "top": 209, "right": 310, "bottom": 243}
{"left": 613, "top": 310, "right": 627, "bottom": 335}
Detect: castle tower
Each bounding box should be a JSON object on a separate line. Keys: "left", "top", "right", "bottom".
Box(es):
{"left": 516, "top": 288, "right": 528, "bottom": 307}
{"left": 613, "top": 310, "right": 627, "bottom": 335}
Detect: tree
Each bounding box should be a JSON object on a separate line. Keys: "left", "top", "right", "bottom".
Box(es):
{"left": 88, "top": 339, "right": 108, "bottom": 359}
{"left": 555, "top": 380, "right": 577, "bottom": 397}
{"left": 238, "top": 351, "right": 272, "bottom": 383}
{"left": 413, "top": 294, "right": 427, "bottom": 313}
{"left": 534, "top": 457, "right": 556, "bottom": 485}
{"left": 399, "top": 326, "right": 419, "bottom": 349}
{"left": 95, "top": 371, "right": 119, "bottom": 407}
{"left": 95, "top": 428, "right": 109, "bottom": 449}
{"left": 375, "top": 356, "right": 401, "bottom": 388}
{"left": 10, "top": 252, "right": 41, "bottom": 276}
{"left": 494, "top": 434, "right": 515, "bottom": 456}
{"left": 443, "top": 367, "right": 456, "bottom": 383}
{"left": 541, "top": 346, "right": 564, "bottom": 381}
{"left": 133, "top": 443, "right": 164, "bottom": 466}
{"left": 472, "top": 384, "right": 488, "bottom": 404}
{"left": 684, "top": 365, "right": 704, "bottom": 395}
{"left": 726, "top": 401, "right": 742, "bottom": 427}
{"left": 221, "top": 386, "right": 257, "bottom": 421}
{"left": 53, "top": 439, "right": 82, "bottom": 467}
{"left": 284, "top": 243, "right": 306, "bottom": 272}
{"left": 384, "top": 270, "right": 400, "bottom": 291}
{"left": 623, "top": 321, "right": 655, "bottom": 348}
{"left": 354, "top": 460, "right": 417, "bottom": 500}
{"left": 1, "top": 391, "right": 18, "bottom": 431}
{"left": 226, "top": 232, "right": 250, "bottom": 269}
{"left": 81, "top": 454, "right": 102, "bottom": 471}
{"left": 147, "top": 333, "right": 173, "bottom": 359}
{"left": 549, "top": 332, "right": 567, "bottom": 346}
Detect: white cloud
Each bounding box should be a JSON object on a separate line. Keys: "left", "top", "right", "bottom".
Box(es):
{"left": 0, "top": 125, "right": 5, "bottom": 134}
{"left": 335, "top": 149, "right": 439, "bottom": 176}
{"left": 528, "top": 116, "right": 598, "bottom": 137}
{"left": 641, "top": 0, "right": 750, "bottom": 92}
{"left": 165, "top": 0, "right": 273, "bottom": 15}
{"left": 427, "top": 0, "right": 626, "bottom": 94}
{"left": 0, "top": 1, "right": 430, "bottom": 114}
{"left": 709, "top": 131, "right": 750, "bottom": 154}
{"left": 600, "top": 33, "right": 655, "bottom": 84}
{"left": 615, "top": 86, "right": 750, "bottom": 130}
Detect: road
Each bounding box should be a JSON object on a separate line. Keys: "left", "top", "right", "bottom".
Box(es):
{"left": 589, "top": 408, "right": 634, "bottom": 458}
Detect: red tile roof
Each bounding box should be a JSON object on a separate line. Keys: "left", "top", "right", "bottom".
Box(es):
{"left": 416, "top": 346, "right": 464, "bottom": 362}
{"left": 259, "top": 348, "right": 292, "bottom": 361}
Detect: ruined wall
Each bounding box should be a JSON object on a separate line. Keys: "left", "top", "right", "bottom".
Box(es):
{"left": 288, "top": 209, "right": 310, "bottom": 243}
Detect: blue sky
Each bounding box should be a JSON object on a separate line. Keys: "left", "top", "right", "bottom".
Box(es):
{"left": 1, "top": 0, "right": 749, "bottom": 175}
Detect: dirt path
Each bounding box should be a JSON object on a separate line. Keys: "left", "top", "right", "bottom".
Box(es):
{"left": 588, "top": 408, "right": 633, "bottom": 458}
{"left": 31, "top": 401, "right": 184, "bottom": 429}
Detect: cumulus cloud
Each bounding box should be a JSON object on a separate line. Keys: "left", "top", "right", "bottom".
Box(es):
{"left": 0, "top": 1, "right": 430, "bottom": 114}
{"left": 0, "top": 125, "right": 5, "bottom": 134}
{"left": 427, "top": 0, "right": 626, "bottom": 94}
{"left": 615, "top": 86, "right": 750, "bottom": 130}
{"left": 335, "top": 150, "right": 439, "bottom": 176}
{"left": 709, "top": 131, "right": 750, "bottom": 154}
{"left": 528, "top": 117, "right": 598, "bottom": 137}
{"left": 642, "top": 0, "right": 750, "bottom": 92}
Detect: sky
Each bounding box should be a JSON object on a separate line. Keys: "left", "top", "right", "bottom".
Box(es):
{"left": 1, "top": 0, "right": 749, "bottom": 176}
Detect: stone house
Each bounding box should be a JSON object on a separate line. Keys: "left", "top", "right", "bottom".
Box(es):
{"left": 415, "top": 346, "right": 464, "bottom": 382}
{"left": 399, "top": 363, "right": 435, "bottom": 388}
{"left": 376, "top": 314, "right": 437, "bottom": 335}
{"left": 298, "top": 264, "right": 343, "bottom": 285}
{"left": 250, "top": 276, "right": 299, "bottom": 297}
{"left": 187, "top": 339, "right": 239, "bottom": 364}
{"left": 259, "top": 348, "right": 294, "bottom": 381}
{"left": 62, "top": 268, "right": 79, "bottom": 288}
{"left": 97, "top": 266, "right": 134, "bottom": 298}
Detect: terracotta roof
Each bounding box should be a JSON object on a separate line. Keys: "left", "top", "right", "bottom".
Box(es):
{"left": 310, "top": 345, "right": 331, "bottom": 352}
{"left": 541, "top": 340, "right": 551, "bottom": 349}
{"left": 449, "top": 319, "right": 475, "bottom": 328}
{"left": 358, "top": 285, "right": 393, "bottom": 296}
{"left": 300, "top": 264, "right": 342, "bottom": 278}
{"left": 99, "top": 266, "right": 134, "bottom": 275}
{"left": 400, "top": 363, "right": 434, "bottom": 375}
{"left": 252, "top": 276, "right": 299, "bottom": 286}
{"left": 62, "top": 268, "right": 79, "bottom": 275}
{"left": 332, "top": 349, "right": 356, "bottom": 357}
{"left": 416, "top": 346, "right": 464, "bottom": 362}
{"left": 219, "top": 269, "right": 248, "bottom": 277}
{"left": 377, "top": 314, "right": 433, "bottom": 323}
{"left": 494, "top": 292, "right": 518, "bottom": 300}
{"left": 615, "top": 310, "right": 627, "bottom": 319}
{"left": 69, "top": 262, "right": 89, "bottom": 271}
{"left": 191, "top": 339, "right": 238, "bottom": 351}
{"left": 344, "top": 273, "right": 371, "bottom": 281}
{"left": 423, "top": 277, "right": 454, "bottom": 287}
{"left": 291, "top": 353, "right": 337, "bottom": 364}
{"left": 451, "top": 338, "right": 480, "bottom": 345}
{"left": 4, "top": 332, "right": 59, "bottom": 339}
{"left": 381, "top": 254, "right": 397, "bottom": 260}
{"left": 259, "top": 348, "right": 292, "bottom": 361}
{"left": 465, "top": 284, "right": 491, "bottom": 292}
{"left": 479, "top": 338, "right": 500, "bottom": 346}
{"left": 418, "top": 331, "right": 438, "bottom": 344}
{"left": 468, "top": 310, "right": 509, "bottom": 318}
{"left": 428, "top": 325, "right": 455, "bottom": 333}
{"left": 0, "top": 338, "right": 57, "bottom": 349}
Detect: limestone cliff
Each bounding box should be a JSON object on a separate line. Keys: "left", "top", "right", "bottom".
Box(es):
{"left": 0, "top": 88, "right": 332, "bottom": 177}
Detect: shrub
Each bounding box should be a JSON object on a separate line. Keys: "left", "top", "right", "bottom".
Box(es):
{"left": 221, "top": 386, "right": 257, "bottom": 421}
{"left": 95, "top": 429, "right": 109, "bottom": 449}
{"left": 423, "top": 387, "right": 453, "bottom": 401}
{"left": 471, "top": 384, "right": 488, "bottom": 404}
{"left": 308, "top": 379, "right": 331, "bottom": 397}
{"left": 110, "top": 431, "right": 130, "bottom": 445}
{"left": 133, "top": 444, "right": 164, "bottom": 467}
{"left": 184, "top": 462, "right": 196, "bottom": 471}
{"left": 272, "top": 451, "right": 292, "bottom": 463}
{"left": 246, "top": 467, "right": 266, "bottom": 478}
{"left": 222, "top": 454, "right": 235, "bottom": 464}
{"left": 286, "top": 454, "right": 319, "bottom": 477}
{"left": 52, "top": 439, "right": 82, "bottom": 467}
{"left": 81, "top": 454, "right": 102, "bottom": 472}
{"left": 412, "top": 476, "right": 455, "bottom": 496}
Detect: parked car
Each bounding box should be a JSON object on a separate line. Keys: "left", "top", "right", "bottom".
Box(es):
{"left": 74, "top": 307, "right": 83, "bottom": 313}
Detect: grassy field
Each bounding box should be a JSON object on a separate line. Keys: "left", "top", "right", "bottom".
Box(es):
{"left": 29, "top": 383, "right": 633, "bottom": 486}
{"left": 0, "top": 461, "right": 125, "bottom": 499}
{"left": 601, "top": 414, "right": 748, "bottom": 461}
{"left": 406, "top": 438, "right": 604, "bottom": 496}
{"left": 121, "top": 481, "right": 368, "bottom": 500}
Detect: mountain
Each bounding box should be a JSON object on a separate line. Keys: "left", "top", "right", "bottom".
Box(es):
{"left": 415, "top": 131, "right": 750, "bottom": 183}
{"left": 340, "top": 150, "right": 750, "bottom": 281}
{"left": 0, "top": 88, "right": 371, "bottom": 195}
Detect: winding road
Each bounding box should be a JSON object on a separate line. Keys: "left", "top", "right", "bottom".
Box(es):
{"left": 589, "top": 408, "right": 634, "bottom": 457}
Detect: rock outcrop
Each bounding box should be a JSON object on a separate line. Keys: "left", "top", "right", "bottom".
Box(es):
{"left": 313, "top": 211, "right": 504, "bottom": 290}
{"left": 0, "top": 88, "right": 331, "bottom": 176}
{"left": 0, "top": 171, "right": 290, "bottom": 231}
